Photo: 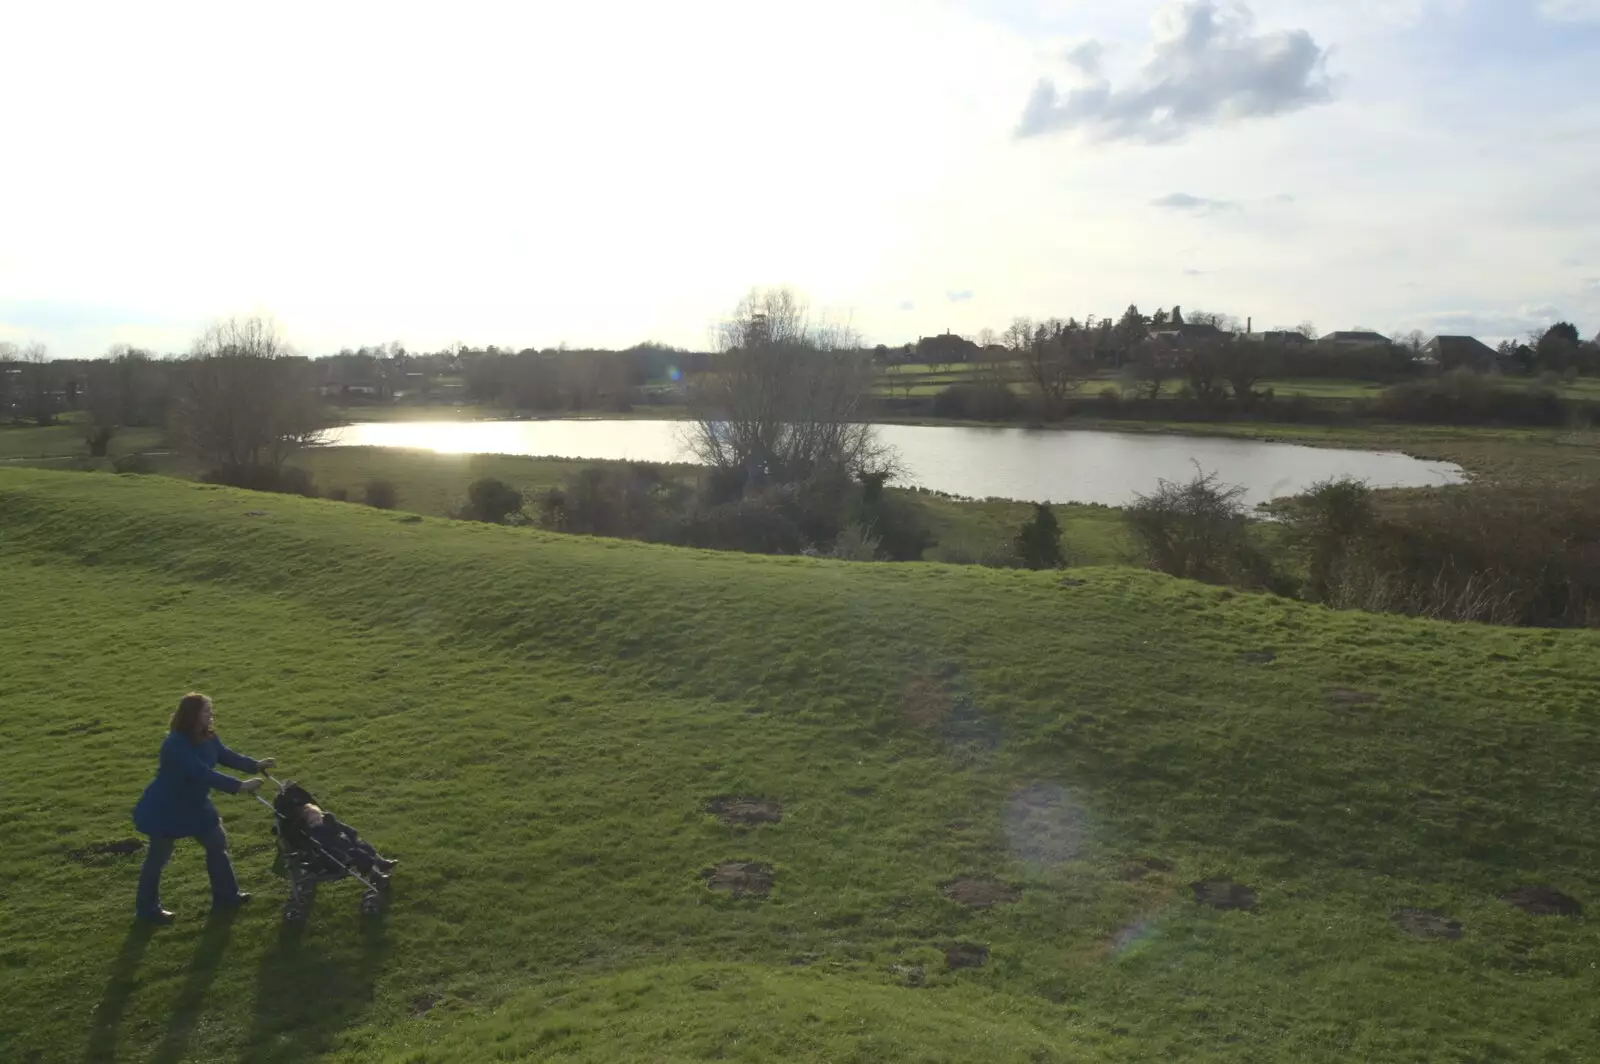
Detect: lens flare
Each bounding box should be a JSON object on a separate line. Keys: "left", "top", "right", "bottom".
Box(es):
{"left": 1003, "top": 782, "right": 1089, "bottom": 865}
{"left": 1108, "top": 918, "right": 1159, "bottom": 957}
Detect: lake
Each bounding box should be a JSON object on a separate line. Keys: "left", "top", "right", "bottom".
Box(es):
{"left": 327, "top": 419, "right": 1466, "bottom": 506}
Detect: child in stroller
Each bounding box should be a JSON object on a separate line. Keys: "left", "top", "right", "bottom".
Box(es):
{"left": 269, "top": 780, "right": 398, "bottom": 920}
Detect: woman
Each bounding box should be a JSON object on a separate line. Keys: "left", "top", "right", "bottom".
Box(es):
{"left": 132, "top": 693, "right": 274, "bottom": 924}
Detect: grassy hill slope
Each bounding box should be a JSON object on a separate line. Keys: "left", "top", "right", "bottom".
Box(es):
{"left": 1, "top": 467, "right": 1597, "bottom": 1063}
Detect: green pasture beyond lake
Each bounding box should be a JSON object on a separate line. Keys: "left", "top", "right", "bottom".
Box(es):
{"left": 1, "top": 467, "right": 1598, "bottom": 1063}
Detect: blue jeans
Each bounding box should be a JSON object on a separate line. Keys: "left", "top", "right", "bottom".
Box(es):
{"left": 136, "top": 821, "right": 239, "bottom": 917}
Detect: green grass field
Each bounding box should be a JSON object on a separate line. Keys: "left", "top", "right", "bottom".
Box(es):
{"left": 0, "top": 423, "right": 165, "bottom": 461}
{"left": 2, "top": 467, "right": 1598, "bottom": 1062}
{"left": 872, "top": 368, "right": 1600, "bottom": 403}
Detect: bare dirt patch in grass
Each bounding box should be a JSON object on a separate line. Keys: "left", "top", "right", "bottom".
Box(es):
{"left": 942, "top": 877, "right": 1020, "bottom": 908}
{"left": 1503, "top": 885, "right": 1581, "bottom": 916}
{"left": 65, "top": 839, "right": 142, "bottom": 863}
{"left": 703, "top": 862, "right": 774, "bottom": 899}
{"left": 890, "top": 963, "right": 927, "bottom": 987}
{"left": 48, "top": 719, "right": 109, "bottom": 736}
{"left": 944, "top": 943, "right": 989, "bottom": 969}
{"left": 1392, "top": 908, "right": 1463, "bottom": 939}
{"left": 707, "top": 797, "right": 782, "bottom": 826}
{"left": 1118, "top": 858, "right": 1174, "bottom": 882}
{"left": 1191, "top": 880, "right": 1257, "bottom": 911}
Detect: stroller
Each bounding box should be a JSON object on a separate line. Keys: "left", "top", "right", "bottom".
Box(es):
{"left": 252, "top": 775, "right": 390, "bottom": 922}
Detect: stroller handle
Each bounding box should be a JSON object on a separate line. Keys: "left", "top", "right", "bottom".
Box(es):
{"left": 250, "top": 770, "right": 287, "bottom": 810}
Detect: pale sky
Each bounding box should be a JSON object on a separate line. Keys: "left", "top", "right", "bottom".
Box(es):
{"left": 2, "top": 0, "right": 1597, "bottom": 358}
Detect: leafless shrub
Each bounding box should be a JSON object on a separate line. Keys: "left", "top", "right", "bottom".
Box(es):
{"left": 687, "top": 288, "right": 896, "bottom": 489}
{"left": 1124, "top": 468, "right": 1271, "bottom": 586}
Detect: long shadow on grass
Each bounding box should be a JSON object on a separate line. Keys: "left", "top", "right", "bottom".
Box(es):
{"left": 144, "top": 909, "right": 239, "bottom": 1064}
{"left": 238, "top": 898, "right": 390, "bottom": 1064}
{"left": 83, "top": 920, "right": 158, "bottom": 1063}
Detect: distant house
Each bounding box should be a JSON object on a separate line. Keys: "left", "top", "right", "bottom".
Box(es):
{"left": 915, "top": 332, "right": 980, "bottom": 365}
{"left": 318, "top": 375, "right": 383, "bottom": 399}
{"left": 1242, "top": 330, "right": 1311, "bottom": 345}
{"left": 1319, "top": 331, "right": 1392, "bottom": 348}
{"left": 1147, "top": 322, "right": 1226, "bottom": 347}
{"left": 1422, "top": 335, "right": 1498, "bottom": 372}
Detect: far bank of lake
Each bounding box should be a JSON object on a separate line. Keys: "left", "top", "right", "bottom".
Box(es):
{"left": 328, "top": 419, "right": 1466, "bottom": 506}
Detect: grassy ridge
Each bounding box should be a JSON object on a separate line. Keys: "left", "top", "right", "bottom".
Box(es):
{"left": 2, "top": 468, "right": 1599, "bottom": 1062}
{"left": 1, "top": 422, "right": 1133, "bottom": 565}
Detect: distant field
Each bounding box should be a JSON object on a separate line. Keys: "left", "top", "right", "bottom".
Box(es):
{"left": 275, "top": 447, "right": 697, "bottom": 523}
{"left": 872, "top": 370, "right": 1600, "bottom": 402}
{"left": 0, "top": 422, "right": 165, "bottom": 460}
{"left": 331, "top": 403, "right": 502, "bottom": 422}
{"left": 914, "top": 493, "right": 1126, "bottom": 566}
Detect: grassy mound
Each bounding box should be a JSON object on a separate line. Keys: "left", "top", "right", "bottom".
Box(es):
{"left": 371, "top": 964, "right": 1067, "bottom": 1063}
{"left": 1, "top": 467, "right": 1597, "bottom": 1063}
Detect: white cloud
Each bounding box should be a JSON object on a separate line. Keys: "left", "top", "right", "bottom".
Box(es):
{"left": 1017, "top": 1, "right": 1333, "bottom": 143}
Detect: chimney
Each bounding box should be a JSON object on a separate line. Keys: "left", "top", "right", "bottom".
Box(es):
{"left": 1247, "top": 316, "right": 1253, "bottom": 335}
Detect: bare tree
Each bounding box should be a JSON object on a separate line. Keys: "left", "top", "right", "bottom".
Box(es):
{"left": 83, "top": 360, "right": 120, "bottom": 456}
{"left": 1125, "top": 347, "right": 1171, "bottom": 400}
{"left": 687, "top": 288, "right": 892, "bottom": 488}
{"left": 20, "top": 344, "right": 55, "bottom": 425}
{"left": 1001, "top": 317, "right": 1034, "bottom": 354}
{"left": 1216, "top": 341, "right": 1278, "bottom": 402}
{"left": 1182, "top": 339, "right": 1229, "bottom": 401}
{"left": 78, "top": 346, "right": 166, "bottom": 456}
{"left": 965, "top": 341, "right": 1011, "bottom": 394}
{"left": 1393, "top": 329, "right": 1426, "bottom": 353}
{"left": 0, "top": 341, "right": 16, "bottom": 421}
{"left": 1017, "top": 319, "right": 1091, "bottom": 418}
{"left": 171, "top": 316, "right": 329, "bottom": 476}
{"left": 1296, "top": 321, "right": 1319, "bottom": 341}
{"left": 1187, "top": 309, "right": 1242, "bottom": 333}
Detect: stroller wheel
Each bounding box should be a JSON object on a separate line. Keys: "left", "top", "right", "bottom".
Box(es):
{"left": 360, "top": 890, "right": 384, "bottom": 916}
{"left": 283, "top": 902, "right": 305, "bottom": 923}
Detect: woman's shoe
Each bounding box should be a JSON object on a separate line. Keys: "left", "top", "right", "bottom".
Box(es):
{"left": 138, "top": 909, "right": 176, "bottom": 925}
{"left": 214, "top": 893, "right": 253, "bottom": 910}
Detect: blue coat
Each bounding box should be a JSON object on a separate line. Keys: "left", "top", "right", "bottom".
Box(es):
{"left": 133, "top": 732, "right": 261, "bottom": 838}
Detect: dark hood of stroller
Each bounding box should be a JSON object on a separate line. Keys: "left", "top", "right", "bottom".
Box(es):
{"left": 273, "top": 781, "right": 318, "bottom": 816}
